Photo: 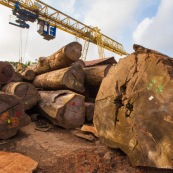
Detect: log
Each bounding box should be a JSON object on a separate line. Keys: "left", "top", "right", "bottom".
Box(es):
{"left": 38, "top": 90, "right": 85, "bottom": 129}
{"left": 0, "top": 151, "right": 38, "bottom": 172}
{"left": 94, "top": 44, "right": 173, "bottom": 168}
{"left": 84, "top": 65, "right": 113, "bottom": 85}
{"left": 21, "top": 69, "right": 35, "bottom": 81}
{"left": 33, "top": 63, "right": 85, "bottom": 93}
{"left": 2, "top": 82, "right": 40, "bottom": 110}
{"left": 85, "top": 102, "right": 95, "bottom": 122}
{"left": 0, "top": 92, "right": 30, "bottom": 139}
{"left": 28, "top": 42, "right": 82, "bottom": 75}
{"left": 11, "top": 72, "right": 23, "bottom": 82}
{"left": 0, "top": 61, "right": 14, "bottom": 84}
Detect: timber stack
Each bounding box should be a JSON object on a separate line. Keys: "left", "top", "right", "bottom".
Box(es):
{"left": 0, "top": 41, "right": 116, "bottom": 139}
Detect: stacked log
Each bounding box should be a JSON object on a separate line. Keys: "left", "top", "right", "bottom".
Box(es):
{"left": 33, "top": 63, "right": 85, "bottom": 93}
{"left": 11, "top": 72, "right": 23, "bottom": 82}
{"left": 85, "top": 102, "right": 95, "bottom": 122}
{"left": 0, "top": 61, "right": 14, "bottom": 84}
{"left": 2, "top": 82, "right": 40, "bottom": 110}
{"left": 28, "top": 42, "right": 82, "bottom": 75}
{"left": 0, "top": 92, "right": 30, "bottom": 139}
{"left": 38, "top": 90, "right": 85, "bottom": 129}
{"left": 21, "top": 69, "right": 35, "bottom": 81}
{"left": 94, "top": 44, "right": 173, "bottom": 168}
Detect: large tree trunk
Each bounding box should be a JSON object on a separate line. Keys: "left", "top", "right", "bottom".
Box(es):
{"left": 2, "top": 82, "right": 40, "bottom": 110}
{"left": 33, "top": 64, "right": 85, "bottom": 93}
{"left": 21, "top": 69, "right": 35, "bottom": 81}
{"left": 94, "top": 45, "right": 173, "bottom": 169}
{"left": 28, "top": 42, "right": 82, "bottom": 75}
{"left": 0, "top": 61, "right": 15, "bottom": 84}
{"left": 38, "top": 90, "right": 85, "bottom": 129}
{"left": 84, "top": 65, "right": 113, "bottom": 85}
{"left": 0, "top": 92, "right": 30, "bottom": 139}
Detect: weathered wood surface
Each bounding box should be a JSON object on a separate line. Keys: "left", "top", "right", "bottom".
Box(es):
{"left": 0, "top": 61, "right": 14, "bottom": 84}
{"left": 94, "top": 44, "right": 173, "bottom": 169}
{"left": 38, "top": 90, "right": 85, "bottom": 129}
{"left": 85, "top": 102, "right": 95, "bottom": 122}
{"left": 2, "top": 82, "right": 40, "bottom": 110}
{"left": 11, "top": 72, "right": 23, "bottom": 82}
{"left": 84, "top": 65, "right": 113, "bottom": 85}
{"left": 0, "top": 151, "right": 38, "bottom": 173}
{"left": 28, "top": 42, "right": 82, "bottom": 75}
{"left": 0, "top": 92, "right": 30, "bottom": 139}
{"left": 21, "top": 69, "right": 35, "bottom": 81}
{"left": 33, "top": 64, "right": 85, "bottom": 93}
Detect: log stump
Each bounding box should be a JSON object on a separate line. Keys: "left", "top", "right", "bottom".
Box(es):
{"left": 2, "top": 82, "right": 40, "bottom": 110}
{"left": 94, "top": 45, "right": 173, "bottom": 169}
{"left": 38, "top": 90, "right": 85, "bottom": 129}
{"left": 0, "top": 92, "right": 30, "bottom": 139}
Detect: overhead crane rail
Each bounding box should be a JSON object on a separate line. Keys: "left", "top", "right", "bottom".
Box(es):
{"left": 0, "top": 0, "right": 128, "bottom": 59}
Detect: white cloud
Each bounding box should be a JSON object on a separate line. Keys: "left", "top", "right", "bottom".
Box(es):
{"left": 133, "top": 0, "right": 173, "bottom": 57}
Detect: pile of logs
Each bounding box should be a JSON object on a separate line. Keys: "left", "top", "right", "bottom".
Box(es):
{"left": 0, "top": 41, "right": 116, "bottom": 139}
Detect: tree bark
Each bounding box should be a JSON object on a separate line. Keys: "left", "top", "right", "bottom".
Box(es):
{"left": 94, "top": 45, "right": 173, "bottom": 169}
{"left": 28, "top": 42, "right": 82, "bottom": 75}
{"left": 85, "top": 102, "right": 95, "bottom": 122}
{"left": 38, "top": 90, "right": 85, "bottom": 129}
{"left": 2, "top": 82, "right": 40, "bottom": 110}
{"left": 21, "top": 69, "right": 35, "bottom": 81}
{"left": 84, "top": 65, "right": 113, "bottom": 85}
{"left": 0, "top": 92, "right": 30, "bottom": 139}
{"left": 33, "top": 64, "right": 85, "bottom": 93}
{"left": 0, "top": 61, "right": 15, "bottom": 84}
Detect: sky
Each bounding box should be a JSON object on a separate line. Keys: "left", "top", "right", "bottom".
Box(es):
{"left": 0, "top": 0, "right": 173, "bottom": 63}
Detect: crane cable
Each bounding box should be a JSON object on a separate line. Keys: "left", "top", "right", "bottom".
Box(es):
{"left": 19, "top": 27, "right": 29, "bottom": 64}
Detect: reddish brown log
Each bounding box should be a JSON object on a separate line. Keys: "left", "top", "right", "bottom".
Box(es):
{"left": 11, "top": 72, "right": 23, "bottom": 82}
{"left": 33, "top": 64, "right": 85, "bottom": 93}
{"left": 94, "top": 45, "right": 173, "bottom": 169}
{"left": 0, "top": 92, "right": 30, "bottom": 139}
{"left": 85, "top": 102, "right": 95, "bottom": 122}
{"left": 0, "top": 61, "right": 14, "bottom": 84}
{"left": 38, "top": 90, "right": 85, "bottom": 129}
{"left": 21, "top": 69, "right": 35, "bottom": 81}
{"left": 2, "top": 82, "right": 40, "bottom": 110}
{"left": 28, "top": 42, "right": 82, "bottom": 75}
{"left": 84, "top": 65, "right": 113, "bottom": 85}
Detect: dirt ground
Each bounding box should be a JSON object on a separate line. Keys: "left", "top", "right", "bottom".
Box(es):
{"left": 0, "top": 121, "right": 173, "bottom": 173}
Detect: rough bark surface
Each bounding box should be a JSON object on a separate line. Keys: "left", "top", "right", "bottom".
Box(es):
{"left": 94, "top": 44, "right": 173, "bottom": 169}
{"left": 0, "top": 61, "right": 14, "bottom": 84}
{"left": 0, "top": 92, "right": 30, "bottom": 139}
{"left": 38, "top": 90, "right": 85, "bottom": 129}
{"left": 84, "top": 65, "right": 113, "bottom": 85}
{"left": 2, "top": 82, "right": 40, "bottom": 110}
{"left": 0, "top": 151, "right": 38, "bottom": 172}
{"left": 28, "top": 42, "right": 82, "bottom": 75}
{"left": 33, "top": 64, "right": 85, "bottom": 93}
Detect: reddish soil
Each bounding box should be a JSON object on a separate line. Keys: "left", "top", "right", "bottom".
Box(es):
{"left": 0, "top": 122, "right": 172, "bottom": 173}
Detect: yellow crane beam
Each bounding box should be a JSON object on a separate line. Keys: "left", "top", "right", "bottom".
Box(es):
{"left": 0, "top": 0, "right": 128, "bottom": 58}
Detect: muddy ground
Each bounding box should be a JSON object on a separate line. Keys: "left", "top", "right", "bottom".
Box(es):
{"left": 0, "top": 121, "right": 172, "bottom": 173}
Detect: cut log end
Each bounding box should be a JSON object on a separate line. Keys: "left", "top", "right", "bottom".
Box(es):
{"left": 0, "top": 61, "right": 15, "bottom": 84}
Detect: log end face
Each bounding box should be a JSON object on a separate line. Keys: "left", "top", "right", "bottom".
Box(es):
{"left": 0, "top": 62, "right": 15, "bottom": 84}
{"left": 64, "top": 42, "right": 82, "bottom": 61}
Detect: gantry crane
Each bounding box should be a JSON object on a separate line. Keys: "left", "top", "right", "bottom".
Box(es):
{"left": 0, "top": 0, "right": 128, "bottom": 60}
